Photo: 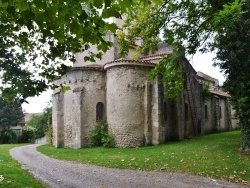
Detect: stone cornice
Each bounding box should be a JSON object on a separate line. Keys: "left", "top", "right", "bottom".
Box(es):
{"left": 139, "top": 52, "right": 171, "bottom": 60}
{"left": 104, "top": 58, "right": 156, "bottom": 70}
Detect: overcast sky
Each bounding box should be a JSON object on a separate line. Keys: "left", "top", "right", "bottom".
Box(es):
{"left": 22, "top": 52, "right": 225, "bottom": 113}
{"left": 190, "top": 52, "right": 225, "bottom": 84}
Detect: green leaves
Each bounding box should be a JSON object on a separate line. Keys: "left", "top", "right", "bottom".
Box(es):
{"left": 102, "top": 6, "right": 121, "bottom": 18}
{"left": 92, "top": 0, "right": 104, "bottom": 8}
{"left": 149, "top": 50, "right": 185, "bottom": 99}
{"left": 213, "top": 0, "right": 244, "bottom": 28}
{"left": 103, "top": 23, "right": 118, "bottom": 33}
{"left": 86, "top": 120, "right": 114, "bottom": 148}
{"left": 0, "top": 0, "right": 137, "bottom": 100}
{"left": 15, "top": 0, "right": 29, "bottom": 12}
{"left": 25, "top": 106, "right": 52, "bottom": 142}
{"left": 0, "top": 97, "right": 23, "bottom": 132}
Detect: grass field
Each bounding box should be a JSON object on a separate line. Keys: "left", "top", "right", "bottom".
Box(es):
{"left": 1, "top": 131, "right": 249, "bottom": 187}
{"left": 0, "top": 144, "right": 46, "bottom": 188}
{"left": 38, "top": 130, "right": 250, "bottom": 184}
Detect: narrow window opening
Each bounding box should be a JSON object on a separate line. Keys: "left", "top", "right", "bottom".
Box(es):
{"left": 185, "top": 103, "right": 188, "bottom": 121}
{"left": 205, "top": 105, "right": 208, "bottom": 119}
{"left": 96, "top": 102, "right": 104, "bottom": 121}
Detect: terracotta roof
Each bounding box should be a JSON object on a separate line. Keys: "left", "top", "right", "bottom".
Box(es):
{"left": 104, "top": 58, "right": 157, "bottom": 70}
{"left": 139, "top": 52, "right": 172, "bottom": 60}
{"left": 105, "top": 58, "right": 156, "bottom": 66}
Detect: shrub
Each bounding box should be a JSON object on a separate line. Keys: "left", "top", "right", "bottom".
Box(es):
{"left": 23, "top": 125, "right": 36, "bottom": 143}
{"left": 25, "top": 106, "right": 52, "bottom": 143}
{"left": 18, "top": 129, "right": 33, "bottom": 143}
{"left": 0, "top": 130, "right": 17, "bottom": 143}
{"left": 87, "top": 120, "right": 114, "bottom": 148}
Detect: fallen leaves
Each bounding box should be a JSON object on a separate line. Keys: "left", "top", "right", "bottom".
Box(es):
{"left": 0, "top": 175, "right": 4, "bottom": 182}
{"left": 228, "top": 174, "right": 249, "bottom": 184}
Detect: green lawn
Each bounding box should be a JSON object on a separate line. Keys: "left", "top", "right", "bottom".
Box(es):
{"left": 0, "top": 144, "right": 46, "bottom": 188}
{"left": 38, "top": 131, "right": 250, "bottom": 184}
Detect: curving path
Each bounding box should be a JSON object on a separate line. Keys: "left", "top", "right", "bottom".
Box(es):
{"left": 10, "top": 145, "right": 248, "bottom": 188}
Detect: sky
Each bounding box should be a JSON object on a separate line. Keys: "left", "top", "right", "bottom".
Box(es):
{"left": 190, "top": 52, "right": 225, "bottom": 84}
{"left": 22, "top": 89, "right": 53, "bottom": 114}
{"left": 21, "top": 52, "right": 225, "bottom": 114}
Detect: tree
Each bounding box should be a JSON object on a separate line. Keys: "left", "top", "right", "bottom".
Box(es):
{"left": 117, "top": 0, "right": 250, "bottom": 151}
{"left": 25, "top": 105, "right": 52, "bottom": 143}
{"left": 0, "top": 97, "right": 24, "bottom": 143}
{"left": 0, "top": 97, "right": 23, "bottom": 129}
{"left": 213, "top": 1, "right": 250, "bottom": 151}
{"left": 0, "top": 0, "right": 151, "bottom": 101}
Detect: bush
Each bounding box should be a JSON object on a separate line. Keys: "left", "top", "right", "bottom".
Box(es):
{"left": 87, "top": 120, "right": 114, "bottom": 148}
{"left": 0, "top": 130, "right": 17, "bottom": 143}
{"left": 18, "top": 129, "right": 33, "bottom": 143}
{"left": 25, "top": 106, "right": 52, "bottom": 143}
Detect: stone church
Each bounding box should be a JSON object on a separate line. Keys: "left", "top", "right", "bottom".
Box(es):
{"left": 52, "top": 31, "right": 238, "bottom": 149}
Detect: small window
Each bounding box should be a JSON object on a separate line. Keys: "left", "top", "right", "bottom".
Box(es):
{"left": 96, "top": 102, "right": 104, "bottom": 121}
{"left": 185, "top": 103, "right": 188, "bottom": 121}
{"left": 205, "top": 105, "right": 208, "bottom": 119}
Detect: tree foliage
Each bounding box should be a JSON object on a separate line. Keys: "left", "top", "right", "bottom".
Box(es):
{"left": 0, "top": 97, "right": 24, "bottom": 143}
{"left": 86, "top": 120, "right": 114, "bottom": 148}
{"left": 118, "top": 0, "right": 250, "bottom": 150}
{"left": 25, "top": 106, "right": 52, "bottom": 142}
{"left": 0, "top": 0, "right": 151, "bottom": 101}
{"left": 213, "top": 1, "right": 250, "bottom": 151}
{"left": 0, "top": 97, "right": 23, "bottom": 129}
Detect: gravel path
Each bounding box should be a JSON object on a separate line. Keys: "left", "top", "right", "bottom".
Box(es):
{"left": 10, "top": 144, "right": 248, "bottom": 188}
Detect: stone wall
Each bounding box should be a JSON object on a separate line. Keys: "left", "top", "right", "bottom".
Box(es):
{"left": 52, "top": 68, "right": 106, "bottom": 148}
{"left": 105, "top": 61, "right": 155, "bottom": 147}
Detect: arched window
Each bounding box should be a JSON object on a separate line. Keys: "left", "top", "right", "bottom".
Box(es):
{"left": 96, "top": 102, "right": 104, "bottom": 121}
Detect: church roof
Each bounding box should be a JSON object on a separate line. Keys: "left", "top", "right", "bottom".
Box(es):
{"left": 139, "top": 52, "right": 171, "bottom": 61}
{"left": 104, "top": 58, "right": 156, "bottom": 70}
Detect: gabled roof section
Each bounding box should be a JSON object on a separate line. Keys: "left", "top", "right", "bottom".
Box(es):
{"left": 210, "top": 89, "right": 230, "bottom": 98}
{"left": 196, "top": 71, "right": 219, "bottom": 86}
